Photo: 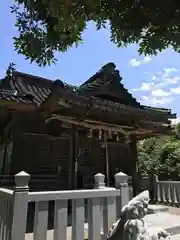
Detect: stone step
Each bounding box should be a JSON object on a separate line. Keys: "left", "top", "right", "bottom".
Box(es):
{"left": 84, "top": 211, "right": 180, "bottom": 238}
{"left": 145, "top": 212, "right": 180, "bottom": 237}
{"left": 171, "top": 233, "right": 180, "bottom": 240}
{"left": 148, "top": 204, "right": 169, "bottom": 214}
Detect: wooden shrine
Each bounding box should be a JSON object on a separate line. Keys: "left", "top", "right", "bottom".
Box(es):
{"left": 0, "top": 63, "right": 176, "bottom": 194}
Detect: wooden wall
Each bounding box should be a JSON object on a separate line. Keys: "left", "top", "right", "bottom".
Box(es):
{"left": 7, "top": 112, "right": 133, "bottom": 191}
{"left": 108, "top": 142, "right": 132, "bottom": 185}
{"left": 76, "top": 132, "right": 132, "bottom": 188}
{"left": 10, "top": 133, "right": 71, "bottom": 190}
{"left": 77, "top": 132, "right": 106, "bottom": 189}
{"left": 9, "top": 113, "right": 72, "bottom": 190}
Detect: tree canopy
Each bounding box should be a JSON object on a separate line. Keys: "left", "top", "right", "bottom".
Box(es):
{"left": 138, "top": 129, "right": 180, "bottom": 180}
{"left": 11, "top": 0, "right": 180, "bottom": 66}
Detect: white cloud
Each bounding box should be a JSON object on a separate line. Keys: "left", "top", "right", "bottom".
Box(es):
{"left": 129, "top": 56, "right": 152, "bottom": 67}
{"left": 132, "top": 68, "right": 180, "bottom": 93}
{"left": 141, "top": 96, "right": 174, "bottom": 106}
{"left": 131, "top": 82, "right": 154, "bottom": 92}
{"left": 170, "top": 87, "right": 180, "bottom": 94}
{"left": 171, "top": 118, "right": 180, "bottom": 125}
{"left": 163, "top": 67, "right": 178, "bottom": 74}
{"left": 143, "top": 56, "right": 152, "bottom": 63}
{"left": 140, "top": 82, "right": 154, "bottom": 91}
{"left": 166, "top": 76, "right": 180, "bottom": 84}
{"left": 161, "top": 67, "right": 178, "bottom": 78}
{"left": 150, "top": 69, "right": 179, "bottom": 86}
{"left": 141, "top": 96, "right": 149, "bottom": 101}
{"left": 151, "top": 97, "right": 174, "bottom": 106}
{"left": 129, "top": 58, "right": 141, "bottom": 67}
{"left": 130, "top": 66, "right": 180, "bottom": 107}
{"left": 151, "top": 89, "right": 171, "bottom": 97}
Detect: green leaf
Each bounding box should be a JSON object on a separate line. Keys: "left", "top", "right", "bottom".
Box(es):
{"left": 11, "top": 0, "right": 180, "bottom": 66}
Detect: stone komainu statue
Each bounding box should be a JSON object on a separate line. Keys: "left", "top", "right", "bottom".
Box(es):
{"left": 107, "top": 190, "right": 170, "bottom": 240}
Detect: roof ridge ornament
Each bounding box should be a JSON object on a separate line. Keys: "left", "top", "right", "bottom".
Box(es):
{"left": 5, "top": 62, "right": 16, "bottom": 78}
{"left": 101, "top": 62, "right": 116, "bottom": 72}
{"left": 54, "top": 79, "right": 65, "bottom": 88}
{"left": 101, "top": 63, "right": 123, "bottom": 83}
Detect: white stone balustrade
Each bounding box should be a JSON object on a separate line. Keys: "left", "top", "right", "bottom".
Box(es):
{"left": 0, "top": 171, "right": 129, "bottom": 240}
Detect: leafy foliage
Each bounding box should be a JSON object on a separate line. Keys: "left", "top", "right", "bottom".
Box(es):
{"left": 175, "top": 122, "right": 180, "bottom": 138}
{"left": 11, "top": 0, "right": 180, "bottom": 66}
{"left": 138, "top": 135, "right": 180, "bottom": 180}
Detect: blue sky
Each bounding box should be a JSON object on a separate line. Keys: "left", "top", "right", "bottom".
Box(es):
{"left": 1, "top": 1, "right": 180, "bottom": 118}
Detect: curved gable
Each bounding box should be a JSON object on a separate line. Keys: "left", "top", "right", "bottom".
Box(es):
{"left": 77, "top": 62, "right": 141, "bottom": 108}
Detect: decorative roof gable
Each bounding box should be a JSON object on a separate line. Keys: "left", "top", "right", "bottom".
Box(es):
{"left": 0, "top": 63, "right": 141, "bottom": 108}
{"left": 0, "top": 63, "right": 176, "bottom": 120}
{"left": 77, "top": 62, "right": 141, "bottom": 108}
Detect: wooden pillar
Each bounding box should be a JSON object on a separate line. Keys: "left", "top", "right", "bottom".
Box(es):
{"left": 69, "top": 125, "right": 77, "bottom": 189}
{"left": 129, "top": 134, "right": 139, "bottom": 196}
{"left": 104, "top": 133, "right": 110, "bottom": 187}
{"left": 0, "top": 126, "right": 11, "bottom": 181}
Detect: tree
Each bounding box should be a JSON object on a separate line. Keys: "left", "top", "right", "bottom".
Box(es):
{"left": 137, "top": 137, "right": 167, "bottom": 177}
{"left": 175, "top": 122, "right": 180, "bottom": 139}
{"left": 11, "top": 0, "right": 180, "bottom": 66}
{"left": 158, "top": 140, "right": 180, "bottom": 180}
{"left": 138, "top": 135, "right": 180, "bottom": 180}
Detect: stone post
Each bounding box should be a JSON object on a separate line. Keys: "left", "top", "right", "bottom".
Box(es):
{"left": 11, "top": 171, "right": 30, "bottom": 240}
{"left": 94, "top": 173, "right": 106, "bottom": 233}
{"left": 94, "top": 173, "right": 116, "bottom": 236}
{"left": 115, "top": 172, "right": 129, "bottom": 218}
{"left": 154, "top": 175, "right": 160, "bottom": 202}
{"left": 149, "top": 174, "right": 158, "bottom": 203}
{"left": 94, "top": 173, "right": 105, "bottom": 189}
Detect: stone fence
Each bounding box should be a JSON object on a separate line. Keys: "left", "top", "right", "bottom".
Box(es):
{"left": 140, "top": 175, "right": 180, "bottom": 206}
{"left": 0, "top": 171, "right": 130, "bottom": 240}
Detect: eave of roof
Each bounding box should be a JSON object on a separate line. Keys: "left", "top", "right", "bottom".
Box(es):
{"left": 41, "top": 86, "right": 175, "bottom": 123}
{"left": 0, "top": 65, "right": 176, "bottom": 122}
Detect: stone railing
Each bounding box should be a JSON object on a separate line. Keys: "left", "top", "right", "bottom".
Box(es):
{"left": 0, "top": 171, "right": 130, "bottom": 240}
{"left": 0, "top": 187, "right": 13, "bottom": 239}
{"left": 156, "top": 178, "right": 180, "bottom": 205}
{"left": 139, "top": 175, "right": 180, "bottom": 205}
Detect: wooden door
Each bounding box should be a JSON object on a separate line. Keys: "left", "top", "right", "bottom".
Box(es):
{"left": 108, "top": 142, "right": 131, "bottom": 186}
{"left": 50, "top": 136, "right": 71, "bottom": 190}
{"left": 77, "top": 135, "right": 106, "bottom": 189}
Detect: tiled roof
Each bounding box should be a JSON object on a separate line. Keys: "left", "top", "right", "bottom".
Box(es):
{"left": 0, "top": 63, "right": 140, "bottom": 108}
{"left": 10, "top": 71, "right": 53, "bottom": 105}
{"left": 0, "top": 72, "right": 54, "bottom": 105}
{"left": 77, "top": 62, "right": 141, "bottom": 108}
{"left": 0, "top": 64, "right": 176, "bottom": 119}
{"left": 0, "top": 71, "right": 78, "bottom": 106}
{"left": 0, "top": 89, "right": 33, "bottom": 104}
{"left": 80, "top": 62, "right": 116, "bottom": 87}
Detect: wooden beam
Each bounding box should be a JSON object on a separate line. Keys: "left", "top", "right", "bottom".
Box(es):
{"left": 129, "top": 134, "right": 139, "bottom": 196}
{"left": 46, "top": 114, "right": 129, "bottom": 135}
{"left": 0, "top": 100, "right": 35, "bottom": 111}
{"left": 69, "top": 125, "right": 77, "bottom": 190}
{"left": 104, "top": 133, "right": 110, "bottom": 187}
{"left": 40, "top": 87, "right": 174, "bottom": 123}
{"left": 46, "top": 114, "right": 173, "bottom": 137}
